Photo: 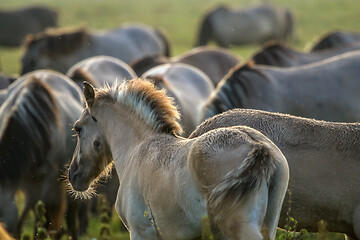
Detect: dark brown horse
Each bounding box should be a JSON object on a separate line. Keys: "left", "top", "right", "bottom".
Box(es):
{"left": 0, "top": 6, "right": 57, "bottom": 46}
{"left": 0, "top": 70, "right": 83, "bottom": 239}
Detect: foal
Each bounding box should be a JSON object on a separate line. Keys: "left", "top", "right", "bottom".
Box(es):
{"left": 67, "top": 79, "right": 289, "bottom": 239}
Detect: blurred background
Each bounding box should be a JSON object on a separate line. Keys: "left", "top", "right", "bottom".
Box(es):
{"left": 0, "top": 0, "right": 359, "bottom": 75}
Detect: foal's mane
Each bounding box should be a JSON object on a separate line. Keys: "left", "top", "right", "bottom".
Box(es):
{"left": 0, "top": 77, "right": 59, "bottom": 183}
{"left": 96, "top": 78, "right": 182, "bottom": 135}
{"left": 24, "top": 27, "right": 90, "bottom": 57}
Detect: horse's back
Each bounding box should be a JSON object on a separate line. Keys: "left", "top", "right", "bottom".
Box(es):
{"left": 174, "top": 47, "right": 240, "bottom": 86}
{"left": 67, "top": 56, "right": 137, "bottom": 88}
{"left": 143, "top": 63, "right": 213, "bottom": 99}
{"left": 252, "top": 42, "right": 360, "bottom": 67}
{"left": 210, "top": 5, "right": 288, "bottom": 45}
{"left": 205, "top": 51, "right": 360, "bottom": 122}
{"left": 311, "top": 31, "right": 360, "bottom": 52}
{"left": 16, "top": 70, "right": 84, "bottom": 105}
{"left": 100, "top": 24, "right": 168, "bottom": 63}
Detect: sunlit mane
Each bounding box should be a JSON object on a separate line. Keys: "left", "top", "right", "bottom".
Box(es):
{"left": 96, "top": 78, "right": 183, "bottom": 135}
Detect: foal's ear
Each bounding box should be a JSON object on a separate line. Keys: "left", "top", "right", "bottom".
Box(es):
{"left": 83, "top": 82, "right": 95, "bottom": 108}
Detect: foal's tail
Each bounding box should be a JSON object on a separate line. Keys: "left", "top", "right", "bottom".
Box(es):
{"left": 207, "top": 144, "right": 276, "bottom": 222}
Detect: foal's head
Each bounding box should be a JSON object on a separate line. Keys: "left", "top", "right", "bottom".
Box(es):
{"left": 67, "top": 79, "right": 183, "bottom": 198}
{"left": 67, "top": 83, "right": 113, "bottom": 199}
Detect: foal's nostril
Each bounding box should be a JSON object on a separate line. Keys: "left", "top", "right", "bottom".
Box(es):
{"left": 69, "top": 164, "right": 79, "bottom": 183}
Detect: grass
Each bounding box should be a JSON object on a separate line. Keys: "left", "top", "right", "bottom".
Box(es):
{"left": 1, "top": 0, "right": 360, "bottom": 75}
{"left": 2, "top": 0, "right": 359, "bottom": 239}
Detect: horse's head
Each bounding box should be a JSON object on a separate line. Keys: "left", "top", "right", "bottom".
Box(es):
{"left": 67, "top": 83, "right": 113, "bottom": 198}
{"left": 21, "top": 36, "right": 48, "bottom": 75}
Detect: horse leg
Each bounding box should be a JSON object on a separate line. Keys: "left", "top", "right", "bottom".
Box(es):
{"left": 351, "top": 206, "right": 360, "bottom": 240}
{"left": 262, "top": 156, "right": 290, "bottom": 239}
{"left": 0, "top": 186, "right": 18, "bottom": 235}
{"left": 214, "top": 183, "right": 269, "bottom": 240}
{"left": 78, "top": 200, "right": 89, "bottom": 236}
{"left": 43, "top": 183, "right": 67, "bottom": 239}
{"left": 65, "top": 196, "right": 83, "bottom": 240}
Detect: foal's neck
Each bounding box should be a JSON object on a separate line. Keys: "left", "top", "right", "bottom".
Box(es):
{"left": 97, "top": 104, "right": 157, "bottom": 173}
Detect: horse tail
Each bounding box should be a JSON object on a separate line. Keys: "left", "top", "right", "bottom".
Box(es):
{"left": 195, "top": 11, "right": 213, "bottom": 46}
{"left": 154, "top": 29, "right": 171, "bottom": 57}
{"left": 284, "top": 10, "right": 295, "bottom": 42}
{"left": 0, "top": 77, "right": 59, "bottom": 183}
{"left": 207, "top": 143, "right": 276, "bottom": 222}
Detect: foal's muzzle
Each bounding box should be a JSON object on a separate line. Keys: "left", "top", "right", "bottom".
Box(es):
{"left": 68, "top": 160, "right": 89, "bottom": 192}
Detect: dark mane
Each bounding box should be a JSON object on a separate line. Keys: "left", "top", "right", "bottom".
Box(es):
{"left": 310, "top": 31, "right": 360, "bottom": 52}
{"left": 251, "top": 42, "right": 296, "bottom": 66}
{"left": 96, "top": 78, "right": 182, "bottom": 135}
{"left": 24, "top": 27, "right": 90, "bottom": 57}
{"left": 130, "top": 55, "right": 169, "bottom": 76}
{"left": 0, "top": 77, "right": 59, "bottom": 184}
{"left": 203, "top": 62, "right": 268, "bottom": 120}
{"left": 68, "top": 68, "right": 98, "bottom": 88}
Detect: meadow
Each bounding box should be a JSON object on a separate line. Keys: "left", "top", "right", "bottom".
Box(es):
{"left": 1, "top": 0, "right": 359, "bottom": 239}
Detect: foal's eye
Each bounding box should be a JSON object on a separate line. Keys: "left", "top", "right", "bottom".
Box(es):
{"left": 93, "top": 140, "right": 100, "bottom": 148}
{"left": 92, "top": 116, "right": 97, "bottom": 123}
{"left": 74, "top": 126, "right": 82, "bottom": 135}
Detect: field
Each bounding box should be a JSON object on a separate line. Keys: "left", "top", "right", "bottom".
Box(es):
{"left": 1, "top": 0, "right": 359, "bottom": 239}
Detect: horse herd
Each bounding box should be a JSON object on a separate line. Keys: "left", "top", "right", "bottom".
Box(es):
{"left": 1, "top": 3, "right": 360, "bottom": 240}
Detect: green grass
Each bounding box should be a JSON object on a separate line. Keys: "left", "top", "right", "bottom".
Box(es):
{"left": 2, "top": 0, "right": 360, "bottom": 239}
{"left": 1, "top": 0, "right": 360, "bottom": 75}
